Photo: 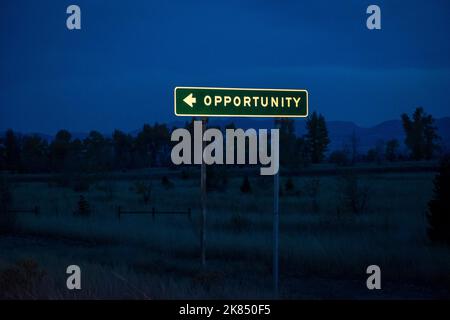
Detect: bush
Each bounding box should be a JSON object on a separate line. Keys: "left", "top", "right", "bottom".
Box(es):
{"left": 339, "top": 172, "right": 370, "bottom": 214}
{"left": 0, "top": 260, "right": 46, "bottom": 299}
{"left": 74, "top": 195, "right": 91, "bottom": 217}
{"left": 0, "top": 177, "right": 15, "bottom": 233}
{"left": 329, "top": 150, "right": 349, "bottom": 166}
{"left": 161, "top": 176, "right": 174, "bottom": 189}
{"left": 285, "top": 178, "right": 295, "bottom": 193}
{"left": 365, "top": 148, "right": 378, "bottom": 163}
{"left": 134, "top": 180, "right": 152, "bottom": 204}
{"left": 240, "top": 176, "right": 251, "bottom": 193}
{"left": 427, "top": 156, "right": 450, "bottom": 245}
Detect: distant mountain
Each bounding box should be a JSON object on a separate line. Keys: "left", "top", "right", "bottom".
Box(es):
{"left": 3, "top": 117, "right": 450, "bottom": 153}
{"left": 196, "top": 117, "right": 450, "bottom": 153}
{"left": 317, "top": 117, "right": 450, "bottom": 153}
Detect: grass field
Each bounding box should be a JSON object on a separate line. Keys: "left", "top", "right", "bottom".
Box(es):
{"left": 1, "top": 166, "right": 450, "bottom": 299}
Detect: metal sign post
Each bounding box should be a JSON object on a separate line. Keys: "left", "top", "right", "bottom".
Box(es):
{"left": 273, "top": 119, "right": 280, "bottom": 298}
{"left": 200, "top": 117, "right": 207, "bottom": 267}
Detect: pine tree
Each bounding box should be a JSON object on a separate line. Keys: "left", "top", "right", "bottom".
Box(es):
{"left": 305, "top": 112, "right": 330, "bottom": 163}
{"left": 4, "top": 129, "right": 21, "bottom": 172}
{"left": 427, "top": 156, "right": 450, "bottom": 244}
{"left": 275, "top": 119, "right": 297, "bottom": 167}
{"left": 401, "top": 107, "right": 439, "bottom": 160}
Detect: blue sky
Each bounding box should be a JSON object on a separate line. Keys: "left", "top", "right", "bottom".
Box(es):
{"left": 1, "top": 0, "right": 449, "bottom": 134}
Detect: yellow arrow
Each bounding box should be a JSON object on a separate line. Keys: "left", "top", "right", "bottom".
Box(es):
{"left": 183, "top": 93, "right": 196, "bottom": 108}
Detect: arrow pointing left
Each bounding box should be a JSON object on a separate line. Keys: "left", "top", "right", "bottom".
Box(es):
{"left": 183, "top": 93, "right": 196, "bottom": 108}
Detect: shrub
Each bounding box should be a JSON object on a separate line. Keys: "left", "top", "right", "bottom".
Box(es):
{"left": 365, "top": 148, "right": 378, "bottom": 163}
{"left": 161, "top": 176, "right": 174, "bottom": 189}
{"left": 240, "top": 176, "right": 251, "bottom": 193}
{"left": 74, "top": 195, "right": 91, "bottom": 217}
{"left": 134, "top": 180, "right": 152, "bottom": 204}
{"left": 0, "top": 260, "right": 46, "bottom": 299}
{"left": 285, "top": 178, "right": 295, "bottom": 193}
{"left": 427, "top": 156, "right": 450, "bottom": 245}
{"left": 0, "top": 177, "right": 15, "bottom": 233}
{"left": 339, "top": 172, "right": 370, "bottom": 214}
{"left": 329, "top": 150, "right": 349, "bottom": 166}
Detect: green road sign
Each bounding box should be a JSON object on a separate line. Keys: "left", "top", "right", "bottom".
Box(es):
{"left": 174, "top": 87, "right": 308, "bottom": 117}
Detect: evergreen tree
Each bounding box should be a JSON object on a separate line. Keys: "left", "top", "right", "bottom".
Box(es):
{"left": 21, "top": 135, "right": 49, "bottom": 173}
{"left": 427, "top": 156, "right": 450, "bottom": 245}
{"left": 401, "top": 107, "right": 439, "bottom": 160}
{"left": 4, "top": 129, "right": 21, "bottom": 172}
{"left": 50, "top": 130, "right": 72, "bottom": 172}
{"left": 275, "top": 119, "right": 298, "bottom": 167}
{"left": 112, "top": 129, "right": 133, "bottom": 170}
{"left": 84, "top": 131, "right": 112, "bottom": 172}
{"left": 136, "top": 123, "right": 171, "bottom": 167}
{"left": 0, "top": 138, "right": 5, "bottom": 171}
{"left": 305, "top": 112, "right": 330, "bottom": 163}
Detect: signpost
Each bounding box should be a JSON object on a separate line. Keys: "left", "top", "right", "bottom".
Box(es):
{"left": 174, "top": 86, "right": 308, "bottom": 297}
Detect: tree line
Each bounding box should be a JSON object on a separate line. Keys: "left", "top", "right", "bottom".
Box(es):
{"left": 0, "top": 107, "right": 443, "bottom": 174}
{"left": 0, "top": 123, "right": 171, "bottom": 173}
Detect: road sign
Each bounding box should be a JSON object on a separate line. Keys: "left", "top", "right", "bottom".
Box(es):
{"left": 174, "top": 87, "right": 308, "bottom": 117}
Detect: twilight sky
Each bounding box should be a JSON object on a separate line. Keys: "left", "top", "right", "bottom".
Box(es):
{"left": 1, "top": 0, "right": 449, "bottom": 134}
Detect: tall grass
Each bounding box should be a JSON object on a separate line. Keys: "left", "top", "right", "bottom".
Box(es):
{"left": 1, "top": 171, "right": 448, "bottom": 298}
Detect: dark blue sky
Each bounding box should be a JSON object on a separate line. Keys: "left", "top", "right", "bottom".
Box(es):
{"left": 1, "top": 0, "right": 449, "bottom": 134}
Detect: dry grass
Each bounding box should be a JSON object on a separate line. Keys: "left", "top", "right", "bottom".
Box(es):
{"left": 0, "top": 170, "right": 449, "bottom": 299}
